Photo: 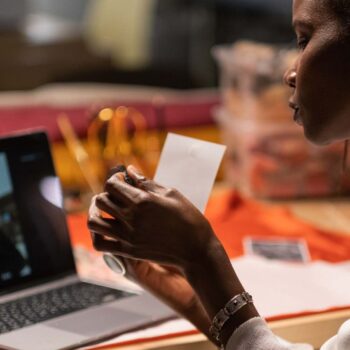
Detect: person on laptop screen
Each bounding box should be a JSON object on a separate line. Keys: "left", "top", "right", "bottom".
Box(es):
{"left": 0, "top": 232, "right": 26, "bottom": 282}
{"left": 0, "top": 153, "right": 32, "bottom": 284}
{"left": 88, "top": 0, "right": 350, "bottom": 349}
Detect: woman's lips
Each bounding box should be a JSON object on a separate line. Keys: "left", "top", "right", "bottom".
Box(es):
{"left": 293, "top": 109, "right": 303, "bottom": 126}
{"left": 289, "top": 101, "right": 303, "bottom": 126}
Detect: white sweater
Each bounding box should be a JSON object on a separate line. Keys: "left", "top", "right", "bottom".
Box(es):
{"left": 227, "top": 317, "right": 350, "bottom": 350}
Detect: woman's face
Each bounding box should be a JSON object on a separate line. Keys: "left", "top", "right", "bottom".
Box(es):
{"left": 286, "top": 0, "right": 350, "bottom": 145}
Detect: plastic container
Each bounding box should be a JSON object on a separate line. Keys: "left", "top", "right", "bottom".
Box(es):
{"left": 213, "top": 41, "right": 347, "bottom": 198}
{"left": 215, "top": 108, "right": 346, "bottom": 198}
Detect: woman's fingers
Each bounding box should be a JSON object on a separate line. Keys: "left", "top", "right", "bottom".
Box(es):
{"left": 105, "top": 174, "right": 148, "bottom": 206}
{"left": 127, "top": 165, "right": 165, "bottom": 193}
{"left": 88, "top": 215, "right": 132, "bottom": 244}
{"left": 92, "top": 234, "right": 135, "bottom": 258}
{"left": 89, "top": 195, "right": 101, "bottom": 219}
{"left": 95, "top": 192, "right": 131, "bottom": 222}
{"left": 92, "top": 235, "right": 155, "bottom": 263}
{"left": 104, "top": 165, "right": 166, "bottom": 210}
{"left": 89, "top": 195, "right": 131, "bottom": 239}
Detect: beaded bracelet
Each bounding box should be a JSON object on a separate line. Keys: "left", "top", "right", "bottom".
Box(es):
{"left": 209, "top": 291, "right": 253, "bottom": 347}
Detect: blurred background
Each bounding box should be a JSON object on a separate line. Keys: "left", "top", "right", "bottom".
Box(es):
{"left": 3, "top": 4, "right": 350, "bottom": 334}
{"left": 0, "top": 0, "right": 293, "bottom": 90}
{"left": 1, "top": 0, "right": 348, "bottom": 209}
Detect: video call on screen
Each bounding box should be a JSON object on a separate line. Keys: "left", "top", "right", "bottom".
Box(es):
{"left": 0, "top": 134, "right": 76, "bottom": 292}
{"left": 0, "top": 152, "right": 32, "bottom": 285}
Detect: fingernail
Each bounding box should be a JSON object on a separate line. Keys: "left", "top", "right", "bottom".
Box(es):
{"left": 116, "top": 173, "right": 124, "bottom": 181}
{"left": 106, "top": 165, "right": 126, "bottom": 181}
{"left": 128, "top": 165, "right": 145, "bottom": 180}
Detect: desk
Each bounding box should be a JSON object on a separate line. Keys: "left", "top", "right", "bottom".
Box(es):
{"left": 85, "top": 195, "right": 350, "bottom": 350}
{"left": 99, "top": 310, "right": 350, "bottom": 350}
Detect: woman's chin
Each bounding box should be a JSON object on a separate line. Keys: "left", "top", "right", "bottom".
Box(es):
{"left": 304, "top": 127, "right": 349, "bottom": 146}
{"left": 301, "top": 110, "right": 350, "bottom": 146}
{"left": 303, "top": 125, "right": 335, "bottom": 146}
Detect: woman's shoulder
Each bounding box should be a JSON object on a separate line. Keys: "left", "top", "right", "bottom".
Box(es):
{"left": 321, "top": 319, "right": 350, "bottom": 350}
{"left": 226, "top": 317, "right": 313, "bottom": 350}
{"left": 227, "top": 317, "right": 350, "bottom": 350}
{"left": 338, "top": 320, "right": 350, "bottom": 347}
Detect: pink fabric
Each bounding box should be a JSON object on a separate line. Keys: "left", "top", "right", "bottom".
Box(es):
{"left": 0, "top": 97, "right": 219, "bottom": 142}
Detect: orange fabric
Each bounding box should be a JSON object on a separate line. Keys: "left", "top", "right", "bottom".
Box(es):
{"left": 67, "top": 190, "right": 350, "bottom": 263}
{"left": 205, "top": 191, "right": 350, "bottom": 262}
{"left": 68, "top": 213, "right": 94, "bottom": 250}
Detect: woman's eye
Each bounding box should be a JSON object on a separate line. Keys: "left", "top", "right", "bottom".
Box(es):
{"left": 297, "top": 37, "right": 309, "bottom": 50}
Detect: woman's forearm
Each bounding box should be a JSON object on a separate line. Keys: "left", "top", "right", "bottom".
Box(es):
{"left": 183, "top": 233, "right": 259, "bottom": 344}
{"left": 179, "top": 297, "right": 220, "bottom": 346}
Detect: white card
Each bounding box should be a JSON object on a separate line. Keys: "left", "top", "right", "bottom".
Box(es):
{"left": 244, "top": 237, "right": 311, "bottom": 263}
{"left": 154, "top": 133, "right": 226, "bottom": 212}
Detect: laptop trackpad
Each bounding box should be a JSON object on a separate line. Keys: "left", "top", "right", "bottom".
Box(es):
{"left": 46, "top": 306, "right": 150, "bottom": 336}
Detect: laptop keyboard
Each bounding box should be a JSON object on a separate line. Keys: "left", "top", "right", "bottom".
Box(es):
{"left": 0, "top": 281, "right": 133, "bottom": 334}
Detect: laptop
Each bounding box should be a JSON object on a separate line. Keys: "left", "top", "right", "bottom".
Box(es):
{"left": 0, "top": 131, "right": 175, "bottom": 350}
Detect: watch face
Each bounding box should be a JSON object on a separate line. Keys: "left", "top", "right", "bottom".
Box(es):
{"left": 103, "top": 254, "right": 126, "bottom": 275}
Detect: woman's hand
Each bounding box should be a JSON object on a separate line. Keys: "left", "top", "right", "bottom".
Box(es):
{"left": 89, "top": 193, "right": 213, "bottom": 341}
{"left": 88, "top": 166, "right": 259, "bottom": 345}
{"left": 88, "top": 166, "right": 218, "bottom": 270}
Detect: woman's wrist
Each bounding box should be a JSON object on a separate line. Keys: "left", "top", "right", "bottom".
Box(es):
{"left": 182, "top": 233, "right": 259, "bottom": 344}
{"left": 183, "top": 235, "right": 243, "bottom": 316}
{"left": 218, "top": 303, "right": 259, "bottom": 347}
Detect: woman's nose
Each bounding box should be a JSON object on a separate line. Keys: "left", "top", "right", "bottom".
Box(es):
{"left": 284, "top": 68, "right": 297, "bottom": 88}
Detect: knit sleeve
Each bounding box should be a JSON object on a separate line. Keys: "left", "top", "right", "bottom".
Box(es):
{"left": 226, "top": 317, "right": 314, "bottom": 350}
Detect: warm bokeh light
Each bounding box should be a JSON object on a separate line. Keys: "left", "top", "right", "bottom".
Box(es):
{"left": 98, "top": 108, "right": 113, "bottom": 122}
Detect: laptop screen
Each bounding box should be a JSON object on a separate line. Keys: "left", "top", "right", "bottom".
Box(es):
{"left": 0, "top": 131, "right": 76, "bottom": 293}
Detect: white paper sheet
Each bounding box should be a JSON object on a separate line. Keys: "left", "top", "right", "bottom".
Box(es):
{"left": 154, "top": 133, "right": 226, "bottom": 213}
{"left": 232, "top": 256, "right": 350, "bottom": 319}
{"left": 82, "top": 257, "right": 350, "bottom": 349}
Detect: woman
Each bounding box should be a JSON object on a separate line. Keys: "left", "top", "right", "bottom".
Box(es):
{"left": 88, "top": 0, "right": 350, "bottom": 349}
